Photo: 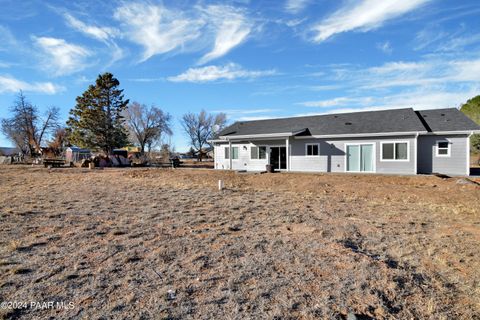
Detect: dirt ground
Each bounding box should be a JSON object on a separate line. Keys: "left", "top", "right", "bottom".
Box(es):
{"left": 0, "top": 166, "right": 479, "bottom": 319}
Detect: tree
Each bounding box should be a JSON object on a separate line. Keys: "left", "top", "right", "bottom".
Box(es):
{"left": 123, "top": 102, "right": 172, "bottom": 154}
{"left": 1, "top": 92, "right": 59, "bottom": 156}
{"left": 47, "top": 127, "right": 68, "bottom": 157}
{"left": 181, "top": 110, "right": 227, "bottom": 161}
{"left": 460, "top": 95, "right": 480, "bottom": 153}
{"left": 66, "top": 72, "right": 129, "bottom": 154}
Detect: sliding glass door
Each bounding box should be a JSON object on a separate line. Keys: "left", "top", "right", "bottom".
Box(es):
{"left": 346, "top": 144, "right": 374, "bottom": 172}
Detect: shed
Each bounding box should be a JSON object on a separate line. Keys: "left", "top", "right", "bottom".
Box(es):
{"left": 65, "top": 147, "right": 91, "bottom": 163}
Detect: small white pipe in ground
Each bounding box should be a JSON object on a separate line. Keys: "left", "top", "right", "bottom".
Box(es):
{"left": 218, "top": 179, "right": 224, "bottom": 191}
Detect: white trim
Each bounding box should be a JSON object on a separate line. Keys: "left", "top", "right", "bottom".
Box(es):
{"left": 250, "top": 145, "right": 267, "bottom": 160}
{"left": 414, "top": 133, "right": 418, "bottom": 174}
{"left": 379, "top": 141, "right": 410, "bottom": 162}
{"left": 344, "top": 143, "right": 376, "bottom": 173}
{"left": 435, "top": 140, "right": 451, "bottom": 157}
{"left": 286, "top": 137, "right": 290, "bottom": 172}
{"left": 305, "top": 143, "right": 320, "bottom": 156}
{"left": 228, "top": 141, "right": 232, "bottom": 169}
{"left": 422, "top": 130, "right": 480, "bottom": 135}
{"left": 467, "top": 133, "right": 472, "bottom": 175}
{"left": 295, "top": 131, "right": 423, "bottom": 139}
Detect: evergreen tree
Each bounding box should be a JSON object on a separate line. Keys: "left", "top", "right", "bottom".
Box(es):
{"left": 67, "top": 73, "right": 129, "bottom": 154}
{"left": 460, "top": 95, "right": 480, "bottom": 153}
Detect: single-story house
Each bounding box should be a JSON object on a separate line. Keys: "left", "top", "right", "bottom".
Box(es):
{"left": 210, "top": 108, "right": 480, "bottom": 176}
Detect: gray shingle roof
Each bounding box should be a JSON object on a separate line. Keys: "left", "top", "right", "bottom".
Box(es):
{"left": 218, "top": 108, "right": 427, "bottom": 137}
{"left": 415, "top": 108, "right": 480, "bottom": 132}
{"left": 217, "top": 108, "right": 480, "bottom": 138}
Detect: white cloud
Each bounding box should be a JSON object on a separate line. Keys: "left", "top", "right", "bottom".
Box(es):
{"left": 33, "top": 36, "right": 91, "bottom": 76}
{"left": 376, "top": 41, "right": 393, "bottom": 54}
{"left": 114, "top": 3, "right": 254, "bottom": 64}
{"left": 167, "top": 63, "right": 276, "bottom": 83}
{"left": 0, "top": 75, "right": 64, "bottom": 94}
{"left": 299, "top": 97, "right": 374, "bottom": 108}
{"left": 0, "top": 25, "right": 18, "bottom": 52}
{"left": 114, "top": 3, "right": 204, "bottom": 62}
{"left": 64, "top": 13, "right": 123, "bottom": 64}
{"left": 212, "top": 108, "right": 279, "bottom": 115}
{"left": 64, "top": 13, "right": 119, "bottom": 42}
{"left": 311, "top": 0, "right": 430, "bottom": 42}
{"left": 198, "top": 5, "right": 252, "bottom": 65}
{"left": 285, "top": 0, "right": 311, "bottom": 14}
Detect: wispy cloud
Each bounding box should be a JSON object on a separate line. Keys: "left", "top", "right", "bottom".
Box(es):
{"left": 0, "top": 25, "right": 19, "bottom": 52}
{"left": 311, "top": 0, "right": 430, "bottom": 42}
{"left": 64, "top": 13, "right": 123, "bottom": 64}
{"left": 32, "top": 36, "right": 91, "bottom": 76}
{"left": 114, "top": 3, "right": 204, "bottom": 63}
{"left": 167, "top": 63, "right": 276, "bottom": 83}
{"left": 212, "top": 108, "right": 279, "bottom": 115}
{"left": 113, "top": 3, "right": 254, "bottom": 64}
{"left": 299, "top": 97, "right": 374, "bottom": 108}
{"left": 0, "top": 75, "right": 64, "bottom": 94}
{"left": 197, "top": 5, "right": 252, "bottom": 65}
{"left": 376, "top": 41, "right": 393, "bottom": 54}
{"left": 285, "top": 0, "right": 311, "bottom": 14}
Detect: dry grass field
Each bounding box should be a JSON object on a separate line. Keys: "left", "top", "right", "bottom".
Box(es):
{"left": 0, "top": 166, "right": 479, "bottom": 319}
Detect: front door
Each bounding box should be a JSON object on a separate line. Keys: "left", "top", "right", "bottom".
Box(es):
{"left": 270, "top": 147, "right": 286, "bottom": 170}
{"left": 346, "top": 144, "right": 374, "bottom": 172}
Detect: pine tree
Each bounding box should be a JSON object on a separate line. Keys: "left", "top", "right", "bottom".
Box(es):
{"left": 67, "top": 73, "right": 129, "bottom": 154}
{"left": 460, "top": 95, "right": 480, "bottom": 153}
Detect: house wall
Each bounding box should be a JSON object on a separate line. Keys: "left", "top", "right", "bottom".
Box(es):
{"left": 417, "top": 134, "right": 469, "bottom": 176}
{"left": 214, "top": 135, "right": 417, "bottom": 174}
{"left": 214, "top": 140, "right": 282, "bottom": 171}
{"left": 290, "top": 136, "right": 416, "bottom": 174}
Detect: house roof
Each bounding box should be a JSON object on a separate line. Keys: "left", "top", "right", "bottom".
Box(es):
{"left": 217, "top": 108, "right": 480, "bottom": 139}
{"left": 415, "top": 108, "right": 480, "bottom": 132}
{"left": 0, "top": 147, "right": 20, "bottom": 156}
{"left": 218, "top": 108, "right": 427, "bottom": 138}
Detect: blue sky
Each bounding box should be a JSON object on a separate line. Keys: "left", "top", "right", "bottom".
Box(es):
{"left": 1, "top": 0, "right": 480, "bottom": 151}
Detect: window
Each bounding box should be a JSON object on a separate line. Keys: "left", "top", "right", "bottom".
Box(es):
{"left": 306, "top": 143, "right": 319, "bottom": 156}
{"left": 436, "top": 141, "right": 450, "bottom": 157}
{"left": 224, "top": 146, "right": 238, "bottom": 159}
{"left": 381, "top": 142, "right": 408, "bottom": 161}
{"left": 251, "top": 146, "right": 267, "bottom": 159}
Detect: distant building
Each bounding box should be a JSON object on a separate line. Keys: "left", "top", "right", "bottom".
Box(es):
{"left": 65, "top": 147, "right": 91, "bottom": 163}
{"left": 0, "top": 147, "right": 20, "bottom": 156}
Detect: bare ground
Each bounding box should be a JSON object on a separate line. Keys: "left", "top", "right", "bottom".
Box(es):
{"left": 0, "top": 166, "right": 479, "bottom": 319}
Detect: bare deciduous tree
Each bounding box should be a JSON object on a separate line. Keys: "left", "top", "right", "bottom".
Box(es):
{"left": 1, "top": 92, "right": 59, "bottom": 157}
{"left": 123, "top": 102, "right": 172, "bottom": 154}
{"left": 181, "top": 110, "right": 227, "bottom": 161}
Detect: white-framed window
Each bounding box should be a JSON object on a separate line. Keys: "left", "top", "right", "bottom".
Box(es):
{"left": 380, "top": 141, "right": 409, "bottom": 161}
{"left": 305, "top": 143, "right": 319, "bottom": 156}
{"left": 225, "top": 146, "right": 239, "bottom": 159}
{"left": 251, "top": 146, "right": 267, "bottom": 159}
{"left": 436, "top": 140, "right": 450, "bottom": 157}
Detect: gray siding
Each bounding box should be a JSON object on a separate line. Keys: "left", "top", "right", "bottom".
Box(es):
{"left": 214, "top": 135, "right": 417, "bottom": 174}
{"left": 417, "top": 135, "right": 469, "bottom": 176}
{"left": 290, "top": 136, "right": 416, "bottom": 174}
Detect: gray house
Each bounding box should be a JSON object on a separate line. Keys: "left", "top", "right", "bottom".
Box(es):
{"left": 211, "top": 108, "right": 480, "bottom": 176}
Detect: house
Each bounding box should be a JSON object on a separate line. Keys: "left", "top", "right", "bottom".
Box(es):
{"left": 211, "top": 108, "right": 480, "bottom": 176}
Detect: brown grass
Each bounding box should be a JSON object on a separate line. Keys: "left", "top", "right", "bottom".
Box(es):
{"left": 0, "top": 165, "right": 479, "bottom": 319}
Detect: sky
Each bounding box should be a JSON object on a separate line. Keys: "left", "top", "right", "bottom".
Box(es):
{"left": 1, "top": 0, "right": 480, "bottom": 151}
